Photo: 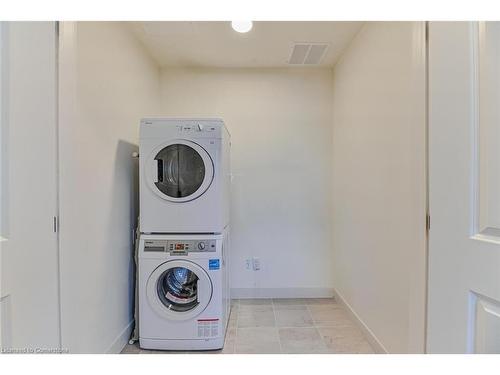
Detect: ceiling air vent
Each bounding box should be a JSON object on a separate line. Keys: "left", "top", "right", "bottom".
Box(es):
{"left": 288, "top": 43, "right": 329, "bottom": 65}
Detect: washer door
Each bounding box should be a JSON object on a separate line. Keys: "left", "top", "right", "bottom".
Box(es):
{"left": 147, "top": 260, "right": 213, "bottom": 321}
{"left": 146, "top": 140, "right": 214, "bottom": 203}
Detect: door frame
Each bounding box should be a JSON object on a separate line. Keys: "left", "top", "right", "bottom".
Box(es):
{"left": 0, "top": 21, "right": 4, "bottom": 349}
{"left": 409, "top": 20, "right": 429, "bottom": 353}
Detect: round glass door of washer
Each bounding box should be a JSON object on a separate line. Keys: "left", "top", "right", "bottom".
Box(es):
{"left": 146, "top": 140, "right": 214, "bottom": 203}
{"left": 147, "top": 260, "right": 212, "bottom": 320}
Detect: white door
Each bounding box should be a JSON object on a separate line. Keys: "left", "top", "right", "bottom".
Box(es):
{"left": 428, "top": 21, "right": 500, "bottom": 353}
{"left": 0, "top": 22, "right": 60, "bottom": 351}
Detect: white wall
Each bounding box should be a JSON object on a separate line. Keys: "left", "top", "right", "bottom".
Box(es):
{"left": 160, "top": 68, "right": 334, "bottom": 298}
{"left": 58, "top": 22, "right": 160, "bottom": 353}
{"left": 330, "top": 22, "right": 426, "bottom": 353}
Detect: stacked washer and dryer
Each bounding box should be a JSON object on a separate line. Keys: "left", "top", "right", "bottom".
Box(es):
{"left": 138, "top": 118, "right": 231, "bottom": 351}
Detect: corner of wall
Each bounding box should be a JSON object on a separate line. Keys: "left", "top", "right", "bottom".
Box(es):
{"left": 106, "top": 319, "right": 134, "bottom": 354}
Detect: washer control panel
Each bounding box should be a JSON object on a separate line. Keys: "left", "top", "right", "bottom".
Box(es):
{"left": 144, "top": 239, "right": 216, "bottom": 254}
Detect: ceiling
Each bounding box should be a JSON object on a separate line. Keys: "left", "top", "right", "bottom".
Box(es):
{"left": 129, "top": 21, "right": 363, "bottom": 68}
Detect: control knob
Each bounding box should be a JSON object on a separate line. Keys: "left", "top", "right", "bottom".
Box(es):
{"left": 197, "top": 242, "right": 206, "bottom": 250}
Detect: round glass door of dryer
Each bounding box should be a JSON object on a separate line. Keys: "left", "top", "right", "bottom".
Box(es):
{"left": 146, "top": 259, "right": 213, "bottom": 321}
{"left": 148, "top": 140, "right": 214, "bottom": 203}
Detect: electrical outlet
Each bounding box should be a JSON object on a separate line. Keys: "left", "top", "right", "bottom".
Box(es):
{"left": 252, "top": 257, "right": 261, "bottom": 271}
{"left": 245, "top": 259, "right": 252, "bottom": 270}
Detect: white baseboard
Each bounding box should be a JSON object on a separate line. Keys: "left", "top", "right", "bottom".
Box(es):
{"left": 332, "top": 288, "right": 388, "bottom": 354}
{"left": 231, "top": 287, "right": 334, "bottom": 299}
{"left": 106, "top": 320, "right": 134, "bottom": 354}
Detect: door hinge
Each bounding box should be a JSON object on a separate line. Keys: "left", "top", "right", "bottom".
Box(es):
{"left": 53, "top": 216, "right": 58, "bottom": 233}
{"left": 426, "top": 213, "right": 431, "bottom": 232}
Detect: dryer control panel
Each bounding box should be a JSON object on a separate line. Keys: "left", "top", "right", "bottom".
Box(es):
{"left": 144, "top": 239, "right": 217, "bottom": 255}
{"left": 176, "top": 124, "right": 218, "bottom": 133}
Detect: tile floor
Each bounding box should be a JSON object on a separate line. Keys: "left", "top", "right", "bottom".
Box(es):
{"left": 121, "top": 298, "right": 376, "bottom": 354}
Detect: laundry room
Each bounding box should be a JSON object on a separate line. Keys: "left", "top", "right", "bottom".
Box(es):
{"left": 2, "top": 20, "right": 427, "bottom": 355}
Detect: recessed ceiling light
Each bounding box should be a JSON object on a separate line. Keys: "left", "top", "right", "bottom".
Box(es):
{"left": 231, "top": 21, "right": 253, "bottom": 33}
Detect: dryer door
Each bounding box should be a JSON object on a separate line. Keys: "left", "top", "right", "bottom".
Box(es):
{"left": 147, "top": 260, "right": 213, "bottom": 321}
{"left": 146, "top": 140, "right": 214, "bottom": 203}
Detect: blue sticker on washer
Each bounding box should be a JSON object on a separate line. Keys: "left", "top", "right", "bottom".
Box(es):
{"left": 209, "top": 259, "right": 220, "bottom": 270}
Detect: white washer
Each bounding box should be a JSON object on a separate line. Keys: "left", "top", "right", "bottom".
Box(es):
{"left": 139, "top": 118, "right": 230, "bottom": 234}
{"left": 138, "top": 230, "right": 230, "bottom": 351}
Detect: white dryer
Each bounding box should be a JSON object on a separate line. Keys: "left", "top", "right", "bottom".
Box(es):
{"left": 139, "top": 118, "right": 230, "bottom": 234}
{"left": 138, "top": 230, "right": 230, "bottom": 351}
